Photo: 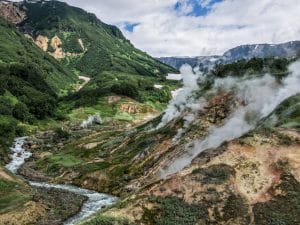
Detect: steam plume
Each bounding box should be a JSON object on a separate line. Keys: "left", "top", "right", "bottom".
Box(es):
{"left": 160, "top": 60, "right": 300, "bottom": 178}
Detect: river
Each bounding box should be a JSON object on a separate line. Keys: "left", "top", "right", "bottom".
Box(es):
{"left": 5, "top": 137, "right": 118, "bottom": 225}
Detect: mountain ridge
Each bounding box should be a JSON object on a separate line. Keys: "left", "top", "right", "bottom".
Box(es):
{"left": 158, "top": 41, "right": 300, "bottom": 70}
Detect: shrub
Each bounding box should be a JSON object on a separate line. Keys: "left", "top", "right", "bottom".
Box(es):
{"left": 111, "top": 82, "right": 139, "bottom": 99}
{"left": 142, "top": 196, "right": 208, "bottom": 225}
{"left": 0, "top": 97, "right": 13, "bottom": 115}
{"left": 54, "top": 127, "right": 70, "bottom": 140}
{"left": 12, "top": 102, "right": 31, "bottom": 122}
{"left": 83, "top": 215, "right": 130, "bottom": 225}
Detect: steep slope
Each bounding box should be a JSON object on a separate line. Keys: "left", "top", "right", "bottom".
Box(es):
{"left": 13, "top": 0, "right": 176, "bottom": 77}
{"left": 0, "top": 16, "right": 76, "bottom": 94}
{"left": 158, "top": 41, "right": 300, "bottom": 70}
{"left": 0, "top": 16, "right": 77, "bottom": 162}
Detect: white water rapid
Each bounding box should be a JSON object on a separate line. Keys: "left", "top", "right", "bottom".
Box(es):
{"left": 5, "top": 137, "right": 118, "bottom": 225}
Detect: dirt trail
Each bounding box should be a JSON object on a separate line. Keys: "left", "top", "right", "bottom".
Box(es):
{"left": 76, "top": 75, "right": 91, "bottom": 92}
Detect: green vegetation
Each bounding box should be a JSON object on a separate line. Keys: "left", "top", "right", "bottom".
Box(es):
{"left": 0, "top": 17, "right": 77, "bottom": 162}
{"left": 0, "top": 115, "right": 20, "bottom": 162}
{"left": 55, "top": 71, "right": 178, "bottom": 127}
{"left": 0, "top": 17, "right": 76, "bottom": 94}
{"left": 270, "top": 94, "right": 300, "bottom": 130}
{"left": 142, "top": 196, "right": 208, "bottom": 225}
{"left": 223, "top": 194, "right": 249, "bottom": 222}
{"left": 63, "top": 71, "right": 177, "bottom": 110}
{"left": 253, "top": 174, "right": 300, "bottom": 225}
{"left": 23, "top": 1, "right": 177, "bottom": 77}
{"left": 211, "top": 57, "right": 290, "bottom": 78}
{"left": 191, "top": 164, "right": 235, "bottom": 184}
{"left": 29, "top": 118, "right": 176, "bottom": 195}
{"left": 0, "top": 2, "right": 178, "bottom": 167}
{"left": 82, "top": 216, "right": 130, "bottom": 225}
{"left": 0, "top": 179, "right": 31, "bottom": 213}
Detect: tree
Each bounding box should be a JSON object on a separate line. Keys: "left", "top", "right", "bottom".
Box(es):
{"left": 0, "top": 97, "right": 13, "bottom": 115}
{"left": 12, "top": 102, "right": 31, "bottom": 122}
{"left": 111, "top": 82, "right": 139, "bottom": 99}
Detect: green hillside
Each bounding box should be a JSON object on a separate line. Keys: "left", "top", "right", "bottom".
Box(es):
{"left": 21, "top": 0, "right": 177, "bottom": 77}
{"left": 0, "top": 17, "right": 77, "bottom": 94}
{"left": 0, "top": 17, "right": 77, "bottom": 162}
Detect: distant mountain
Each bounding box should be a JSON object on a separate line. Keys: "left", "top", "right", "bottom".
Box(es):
{"left": 158, "top": 41, "right": 300, "bottom": 70}
{"left": 0, "top": 0, "right": 176, "bottom": 77}
{"left": 157, "top": 57, "right": 199, "bottom": 70}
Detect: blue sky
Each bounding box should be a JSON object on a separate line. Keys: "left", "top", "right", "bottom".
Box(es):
{"left": 62, "top": 0, "right": 300, "bottom": 57}
{"left": 174, "top": 0, "right": 223, "bottom": 17}
{"left": 124, "top": 0, "right": 223, "bottom": 33}
{"left": 124, "top": 22, "right": 140, "bottom": 32}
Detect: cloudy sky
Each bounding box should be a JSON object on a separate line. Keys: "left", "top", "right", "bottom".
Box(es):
{"left": 60, "top": 0, "right": 300, "bottom": 57}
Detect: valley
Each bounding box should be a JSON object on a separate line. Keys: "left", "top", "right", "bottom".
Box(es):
{"left": 0, "top": 0, "right": 299, "bottom": 225}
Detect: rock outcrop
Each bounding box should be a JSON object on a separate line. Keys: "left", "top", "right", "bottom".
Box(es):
{"left": 0, "top": 1, "right": 26, "bottom": 24}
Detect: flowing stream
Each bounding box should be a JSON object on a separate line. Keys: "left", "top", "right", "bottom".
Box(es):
{"left": 5, "top": 137, "right": 118, "bottom": 225}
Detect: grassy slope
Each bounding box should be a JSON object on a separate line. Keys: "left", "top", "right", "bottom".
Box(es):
{"left": 0, "top": 16, "right": 77, "bottom": 162}
{"left": 0, "top": 17, "right": 77, "bottom": 94}
{"left": 268, "top": 94, "right": 300, "bottom": 130}
{"left": 0, "top": 170, "right": 32, "bottom": 214}
{"left": 22, "top": 0, "right": 177, "bottom": 77}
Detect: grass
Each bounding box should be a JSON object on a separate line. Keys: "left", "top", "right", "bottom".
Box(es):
{"left": 49, "top": 153, "right": 83, "bottom": 168}
{"left": 67, "top": 98, "right": 117, "bottom": 121}
{"left": 268, "top": 94, "right": 300, "bottom": 130}
{"left": 114, "top": 112, "right": 133, "bottom": 121}
{"left": 0, "top": 17, "right": 77, "bottom": 94}
{"left": 281, "top": 121, "right": 300, "bottom": 129}
{"left": 0, "top": 179, "right": 31, "bottom": 213}
{"left": 61, "top": 95, "right": 162, "bottom": 125}
{"left": 0, "top": 16, "right": 78, "bottom": 162}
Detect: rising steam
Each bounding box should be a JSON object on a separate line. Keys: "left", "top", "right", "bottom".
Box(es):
{"left": 157, "top": 65, "right": 206, "bottom": 130}
{"left": 160, "top": 60, "right": 300, "bottom": 178}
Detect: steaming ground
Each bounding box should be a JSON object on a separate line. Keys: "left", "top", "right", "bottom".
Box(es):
{"left": 160, "top": 61, "right": 300, "bottom": 178}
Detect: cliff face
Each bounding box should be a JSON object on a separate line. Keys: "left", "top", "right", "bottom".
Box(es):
{"left": 0, "top": 1, "right": 26, "bottom": 24}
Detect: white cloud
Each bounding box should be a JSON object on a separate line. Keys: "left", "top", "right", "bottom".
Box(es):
{"left": 26, "top": 0, "right": 300, "bottom": 57}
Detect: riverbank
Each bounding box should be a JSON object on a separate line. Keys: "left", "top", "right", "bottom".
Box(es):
{"left": 4, "top": 137, "right": 118, "bottom": 225}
